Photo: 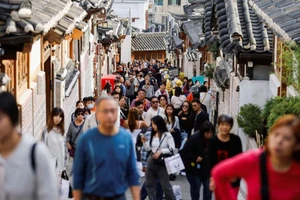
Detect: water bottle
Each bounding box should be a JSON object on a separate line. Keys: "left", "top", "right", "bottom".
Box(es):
{"left": 197, "top": 164, "right": 201, "bottom": 169}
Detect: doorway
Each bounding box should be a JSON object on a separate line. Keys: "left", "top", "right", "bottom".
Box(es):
{"left": 44, "top": 56, "right": 53, "bottom": 121}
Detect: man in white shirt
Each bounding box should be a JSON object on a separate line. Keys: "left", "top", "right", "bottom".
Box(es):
{"left": 145, "top": 96, "right": 166, "bottom": 126}
{"left": 154, "top": 82, "right": 170, "bottom": 103}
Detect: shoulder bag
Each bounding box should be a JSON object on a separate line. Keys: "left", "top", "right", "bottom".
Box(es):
{"left": 69, "top": 125, "right": 83, "bottom": 158}
{"left": 152, "top": 134, "right": 173, "bottom": 165}
{"left": 260, "top": 151, "right": 269, "bottom": 200}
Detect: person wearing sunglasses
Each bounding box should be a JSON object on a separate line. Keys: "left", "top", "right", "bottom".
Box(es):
{"left": 145, "top": 96, "right": 166, "bottom": 126}
{"left": 66, "top": 108, "right": 85, "bottom": 162}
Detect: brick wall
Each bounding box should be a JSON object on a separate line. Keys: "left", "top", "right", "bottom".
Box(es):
{"left": 18, "top": 89, "right": 33, "bottom": 136}
{"left": 31, "top": 81, "right": 46, "bottom": 140}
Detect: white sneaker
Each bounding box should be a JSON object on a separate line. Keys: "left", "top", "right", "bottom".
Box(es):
{"left": 180, "top": 171, "right": 186, "bottom": 176}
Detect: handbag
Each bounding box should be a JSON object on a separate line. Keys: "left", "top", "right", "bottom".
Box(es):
{"left": 69, "top": 125, "right": 83, "bottom": 158}
{"left": 152, "top": 134, "right": 173, "bottom": 165}
{"left": 164, "top": 153, "right": 185, "bottom": 175}
{"left": 61, "top": 170, "right": 73, "bottom": 198}
{"left": 260, "top": 151, "right": 269, "bottom": 200}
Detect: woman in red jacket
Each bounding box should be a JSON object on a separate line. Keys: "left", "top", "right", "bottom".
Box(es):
{"left": 211, "top": 115, "right": 300, "bottom": 200}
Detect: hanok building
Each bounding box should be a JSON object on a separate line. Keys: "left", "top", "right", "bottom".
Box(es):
{"left": 131, "top": 32, "right": 166, "bottom": 62}
{"left": 248, "top": 0, "right": 300, "bottom": 97}
{"left": 0, "top": 0, "right": 112, "bottom": 138}
{"left": 169, "top": 0, "right": 275, "bottom": 135}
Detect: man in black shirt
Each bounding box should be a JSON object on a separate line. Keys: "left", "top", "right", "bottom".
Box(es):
{"left": 191, "top": 99, "right": 209, "bottom": 133}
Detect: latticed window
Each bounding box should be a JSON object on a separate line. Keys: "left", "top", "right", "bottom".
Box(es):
{"left": 1, "top": 60, "right": 15, "bottom": 94}
{"left": 17, "top": 52, "right": 28, "bottom": 87}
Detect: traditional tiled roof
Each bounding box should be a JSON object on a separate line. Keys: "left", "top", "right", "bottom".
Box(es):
{"left": 204, "top": 0, "right": 273, "bottom": 54}
{"left": 0, "top": 0, "right": 72, "bottom": 38}
{"left": 182, "top": 16, "right": 204, "bottom": 48}
{"left": 132, "top": 32, "right": 166, "bottom": 51}
{"left": 248, "top": 0, "right": 300, "bottom": 43}
{"left": 169, "top": 12, "right": 188, "bottom": 21}
{"left": 52, "top": 3, "right": 87, "bottom": 36}
{"left": 74, "top": 0, "right": 113, "bottom": 11}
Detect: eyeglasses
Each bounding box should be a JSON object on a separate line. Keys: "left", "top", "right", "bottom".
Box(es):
{"left": 192, "top": 105, "right": 198, "bottom": 107}
{"left": 182, "top": 105, "right": 189, "bottom": 108}
{"left": 77, "top": 113, "right": 84, "bottom": 116}
{"left": 152, "top": 101, "right": 159, "bottom": 103}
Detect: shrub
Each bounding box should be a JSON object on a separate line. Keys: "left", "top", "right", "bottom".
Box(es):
{"left": 237, "top": 104, "right": 264, "bottom": 138}
{"left": 265, "top": 97, "right": 300, "bottom": 129}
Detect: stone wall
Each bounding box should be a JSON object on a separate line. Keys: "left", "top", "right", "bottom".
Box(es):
{"left": 229, "top": 76, "right": 240, "bottom": 135}
{"left": 31, "top": 73, "right": 47, "bottom": 139}
{"left": 63, "top": 83, "right": 79, "bottom": 132}
{"left": 18, "top": 89, "right": 33, "bottom": 136}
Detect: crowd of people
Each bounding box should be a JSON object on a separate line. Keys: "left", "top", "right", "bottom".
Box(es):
{"left": 0, "top": 59, "right": 300, "bottom": 200}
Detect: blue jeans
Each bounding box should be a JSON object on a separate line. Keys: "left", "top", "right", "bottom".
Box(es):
{"left": 186, "top": 174, "right": 212, "bottom": 200}
{"left": 141, "top": 180, "right": 163, "bottom": 200}
{"left": 179, "top": 132, "right": 188, "bottom": 150}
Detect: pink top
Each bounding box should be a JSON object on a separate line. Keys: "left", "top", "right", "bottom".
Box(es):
{"left": 212, "top": 149, "right": 300, "bottom": 200}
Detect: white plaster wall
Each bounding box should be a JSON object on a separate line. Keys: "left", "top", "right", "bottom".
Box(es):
{"left": 29, "top": 39, "right": 41, "bottom": 85}
{"left": 121, "top": 35, "right": 132, "bottom": 63}
{"left": 269, "top": 74, "right": 280, "bottom": 98}
{"left": 238, "top": 80, "right": 269, "bottom": 150}
{"left": 239, "top": 80, "right": 269, "bottom": 108}
{"left": 113, "top": 0, "right": 148, "bottom": 30}
{"left": 80, "top": 48, "right": 94, "bottom": 98}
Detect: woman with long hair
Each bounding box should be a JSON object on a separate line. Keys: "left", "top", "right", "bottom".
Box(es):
{"left": 124, "top": 107, "right": 148, "bottom": 144}
{"left": 180, "top": 121, "right": 214, "bottom": 200}
{"left": 211, "top": 114, "right": 300, "bottom": 199}
{"left": 183, "top": 78, "right": 193, "bottom": 96}
{"left": 124, "top": 107, "right": 148, "bottom": 177}
{"left": 158, "top": 95, "right": 167, "bottom": 110}
{"left": 41, "top": 107, "right": 67, "bottom": 176}
{"left": 178, "top": 101, "right": 194, "bottom": 137}
{"left": 142, "top": 115, "right": 176, "bottom": 200}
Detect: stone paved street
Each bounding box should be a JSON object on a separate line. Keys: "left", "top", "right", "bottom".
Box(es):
{"left": 126, "top": 175, "right": 209, "bottom": 200}
{"left": 126, "top": 175, "right": 247, "bottom": 200}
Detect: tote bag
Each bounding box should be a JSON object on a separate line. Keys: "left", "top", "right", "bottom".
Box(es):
{"left": 164, "top": 153, "right": 185, "bottom": 175}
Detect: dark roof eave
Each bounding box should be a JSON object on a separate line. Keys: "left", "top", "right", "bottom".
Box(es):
{"left": 0, "top": 34, "right": 34, "bottom": 45}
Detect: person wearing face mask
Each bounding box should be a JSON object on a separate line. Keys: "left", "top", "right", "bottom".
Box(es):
{"left": 41, "top": 107, "right": 68, "bottom": 178}
{"left": 83, "top": 107, "right": 91, "bottom": 119}
{"left": 86, "top": 96, "right": 96, "bottom": 113}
